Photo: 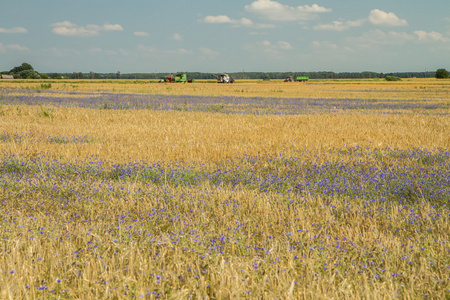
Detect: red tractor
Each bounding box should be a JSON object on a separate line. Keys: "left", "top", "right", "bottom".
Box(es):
{"left": 284, "top": 76, "right": 294, "bottom": 82}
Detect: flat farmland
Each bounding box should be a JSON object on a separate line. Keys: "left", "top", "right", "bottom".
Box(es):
{"left": 2, "top": 78, "right": 450, "bottom": 100}
{"left": 0, "top": 79, "right": 449, "bottom": 299}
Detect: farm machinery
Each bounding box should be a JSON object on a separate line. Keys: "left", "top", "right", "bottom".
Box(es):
{"left": 216, "top": 73, "right": 235, "bottom": 83}
{"left": 284, "top": 76, "right": 309, "bottom": 82}
{"left": 159, "top": 73, "right": 194, "bottom": 83}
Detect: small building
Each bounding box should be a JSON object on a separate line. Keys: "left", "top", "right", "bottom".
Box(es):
{"left": 0, "top": 74, "right": 14, "bottom": 79}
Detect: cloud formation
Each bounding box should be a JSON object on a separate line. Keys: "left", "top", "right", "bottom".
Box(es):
{"left": 245, "top": 39, "right": 293, "bottom": 59}
{"left": 0, "top": 43, "right": 30, "bottom": 52}
{"left": 134, "top": 31, "right": 149, "bottom": 37}
{"left": 315, "top": 9, "right": 407, "bottom": 31}
{"left": 314, "top": 19, "right": 365, "bottom": 31}
{"left": 202, "top": 15, "right": 253, "bottom": 27}
{"left": 245, "top": 0, "right": 331, "bottom": 22}
{"left": 0, "top": 27, "right": 28, "bottom": 34}
{"left": 311, "top": 40, "right": 338, "bottom": 50}
{"left": 51, "top": 21, "right": 123, "bottom": 37}
{"left": 171, "top": 33, "right": 182, "bottom": 41}
{"left": 277, "top": 41, "right": 293, "bottom": 50}
{"left": 414, "top": 30, "right": 448, "bottom": 42}
{"left": 368, "top": 9, "right": 408, "bottom": 26}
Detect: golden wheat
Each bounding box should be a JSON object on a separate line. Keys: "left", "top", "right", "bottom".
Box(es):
{"left": 1, "top": 78, "right": 449, "bottom": 101}
{"left": 0, "top": 105, "right": 448, "bottom": 163}
{"left": 0, "top": 79, "right": 448, "bottom": 299}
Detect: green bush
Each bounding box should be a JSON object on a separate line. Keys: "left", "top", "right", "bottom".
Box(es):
{"left": 40, "top": 83, "right": 52, "bottom": 89}
{"left": 385, "top": 76, "right": 401, "bottom": 81}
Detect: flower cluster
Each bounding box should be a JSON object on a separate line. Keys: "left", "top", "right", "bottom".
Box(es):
{"left": 2, "top": 88, "right": 447, "bottom": 115}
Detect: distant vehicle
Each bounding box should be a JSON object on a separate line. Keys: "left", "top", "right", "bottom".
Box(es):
{"left": 284, "top": 76, "right": 309, "bottom": 82}
{"left": 159, "top": 73, "right": 194, "bottom": 83}
{"left": 216, "top": 73, "right": 235, "bottom": 83}
{"left": 296, "top": 76, "right": 309, "bottom": 82}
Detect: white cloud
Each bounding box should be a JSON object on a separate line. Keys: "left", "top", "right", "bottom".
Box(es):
{"left": 103, "top": 23, "right": 123, "bottom": 31}
{"left": 134, "top": 31, "right": 149, "bottom": 37}
{"left": 0, "top": 43, "right": 29, "bottom": 52}
{"left": 203, "top": 15, "right": 233, "bottom": 24}
{"left": 201, "top": 15, "right": 253, "bottom": 27}
{"left": 252, "top": 23, "right": 276, "bottom": 29}
{"left": 246, "top": 39, "right": 293, "bottom": 58}
{"left": 51, "top": 21, "right": 76, "bottom": 28}
{"left": 51, "top": 21, "right": 123, "bottom": 37}
{"left": 245, "top": 0, "right": 331, "bottom": 22}
{"left": 344, "top": 29, "right": 422, "bottom": 51}
{"left": 312, "top": 40, "right": 337, "bottom": 49}
{"left": 171, "top": 33, "right": 182, "bottom": 41}
{"left": 350, "top": 29, "right": 449, "bottom": 48}
{"left": 278, "top": 41, "right": 292, "bottom": 50}
{"left": 389, "top": 31, "right": 415, "bottom": 41}
{"left": 7, "top": 44, "right": 30, "bottom": 51}
{"left": 414, "top": 30, "right": 449, "bottom": 42}
{"left": 314, "top": 19, "right": 365, "bottom": 31}
{"left": 0, "top": 27, "right": 28, "bottom": 34}
{"left": 240, "top": 18, "right": 254, "bottom": 27}
{"left": 368, "top": 9, "right": 408, "bottom": 27}
{"left": 316, "top": 9, "right": 406, "bottom": 32}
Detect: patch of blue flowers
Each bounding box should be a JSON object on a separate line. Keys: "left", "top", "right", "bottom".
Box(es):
{"left": 1, "top": 147, "right": 448, "bottom": 206}
{"left": 2, "top": 88, "right": 448, "bottom": 115}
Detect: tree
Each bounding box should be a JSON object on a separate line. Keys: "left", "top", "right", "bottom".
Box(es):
{"left": 435, "top": 68, "right": 449, "bottom": 79}
{"left": 71, "top": 72, "right": 84, "bottom": 79}
{"left": 89, "top": 71, "right": 99, "bottom": 79}
{"left": 48, "top": 73, "right": 63, "bottom": 79}
{"left": 8, "top": 62, "right": 41, "bottom": 78}
{"left": 7, "top": 62, "right": 49, "bottom": 79}
{"left": 18, "top": 69, "right": 40, "bottom": 79}
{"left": 9, "top": 62, "right": 33, "bottom": 74}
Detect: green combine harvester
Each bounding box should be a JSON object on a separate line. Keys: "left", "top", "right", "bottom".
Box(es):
{"left": 174, "top": 73, "right": 187, "bottom": 83}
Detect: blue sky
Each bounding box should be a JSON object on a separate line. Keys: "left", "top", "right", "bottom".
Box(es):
{"left": 1, "top": 0, "right": 449, "bottom": 73}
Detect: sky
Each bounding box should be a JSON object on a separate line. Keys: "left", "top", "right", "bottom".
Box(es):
{"left": 1, "top": 0, "right": 449, "bottom": 73}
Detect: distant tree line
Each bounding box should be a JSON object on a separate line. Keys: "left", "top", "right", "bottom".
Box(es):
{"left": 44, "top": 71, "right": 439, "bottom": 80}
{"left": 1, "top": 63, "right": 447, "bottom": 80}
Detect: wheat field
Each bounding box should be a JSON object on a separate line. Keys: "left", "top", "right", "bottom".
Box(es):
{"left": 0, "top": 79, "right": 449, "bottom": 299}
